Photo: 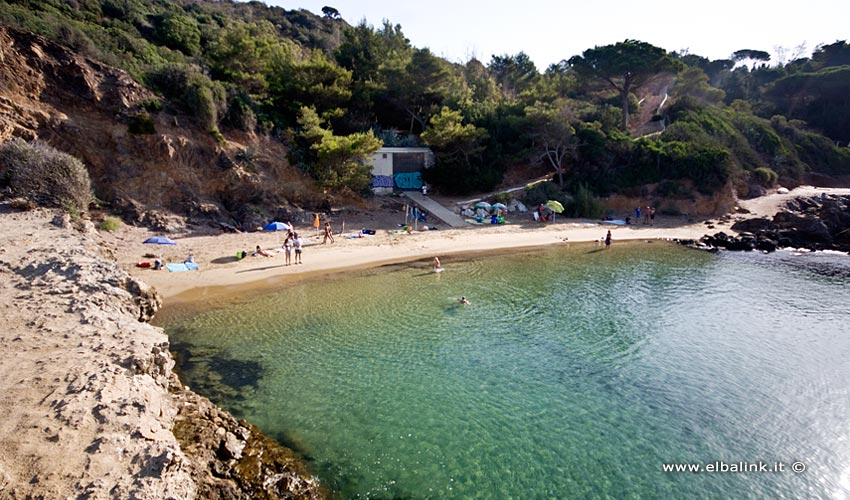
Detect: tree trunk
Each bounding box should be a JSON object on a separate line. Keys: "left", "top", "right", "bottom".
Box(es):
{"left": 621, "top": 88, "right": 630, "bottom": 130}
{"left": 621, "top": 77, "right": 632, "bottom": 131}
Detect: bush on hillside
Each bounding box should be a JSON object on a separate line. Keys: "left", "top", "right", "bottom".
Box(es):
{"left": 752, "top": 167, "right": 778, "bottom": 187}
{"left": 0, "top": 139, "right": 92, "bottom": 214}
{"left": 98, "top": 216, "right": 123, "bottom": 231}
{"left": 128, "top": 113, "right": 156, "bottom": 134}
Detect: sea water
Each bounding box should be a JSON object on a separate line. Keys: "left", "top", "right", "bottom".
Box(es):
{"left": 161, "top": 242, "right": 850, "bottom": 499}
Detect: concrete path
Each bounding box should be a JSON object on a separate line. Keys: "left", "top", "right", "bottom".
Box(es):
{"left": 403, "top": 191, "right": 467, "bottom": 228}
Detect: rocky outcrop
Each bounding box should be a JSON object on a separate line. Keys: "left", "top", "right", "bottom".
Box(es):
{"left": 680, "top": 194, "right": 850, "bottom": 253}
{"left": 170, "top": 384, "right": 323, "bottom": 500}
{"left": 0, "top": 204, "right": 322, "bottom": 499}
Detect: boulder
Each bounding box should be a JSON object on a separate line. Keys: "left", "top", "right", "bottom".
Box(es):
{"left": 731, "top": 217, "right": 777, "bottom": 234}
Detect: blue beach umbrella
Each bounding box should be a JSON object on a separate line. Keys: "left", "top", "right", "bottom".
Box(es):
{"left": 143, "top": 236, "right": 177, "bottom": 245}
{"left": 263, "top": 221, "right": 292, "bottom": 246}
{"left": 262, "top": 221, "right": 291, "bottom": 232}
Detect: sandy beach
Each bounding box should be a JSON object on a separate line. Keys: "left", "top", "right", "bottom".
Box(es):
{"left": 105, "top": 186, "right": 850, "bottom": 303}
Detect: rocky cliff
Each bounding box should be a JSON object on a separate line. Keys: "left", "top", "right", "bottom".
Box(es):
{"left": 0, "top": 202, "right": 323, "bottom": 499}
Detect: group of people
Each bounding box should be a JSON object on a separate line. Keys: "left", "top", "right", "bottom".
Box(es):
{"left": 244, "top": 220, "right": 340, "bottom": 266}
{"left": 635, "top": 206, "right": 656, "bottom": 225}
{"left": 281, "top": 229, "right": 303, "bottom": 265}
{"left": 249, "top": 225, "right": 304, "bottom": 265}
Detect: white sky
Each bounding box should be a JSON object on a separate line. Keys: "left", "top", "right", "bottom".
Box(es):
{"left": 263, "top": 0, "right": 847, "bottom": 69}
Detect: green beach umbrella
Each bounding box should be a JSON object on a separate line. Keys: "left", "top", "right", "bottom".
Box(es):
{"left": 546, "top": 200, "right": 565, "bottom": 213}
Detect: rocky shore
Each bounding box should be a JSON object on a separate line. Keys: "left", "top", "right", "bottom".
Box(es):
{"left": 679, "top": 194, "right": 850, "bottom": 253}
{"left": 0, "top": 204, "right": 323, "bottom": 499}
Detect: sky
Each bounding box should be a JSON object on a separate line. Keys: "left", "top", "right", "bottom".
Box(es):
{"left": 261, "top": 0, "right": 847, "bottom": 69}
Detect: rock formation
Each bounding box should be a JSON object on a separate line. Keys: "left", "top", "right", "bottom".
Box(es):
{"left": 0, "top": 203, "right": 323, "bottom": 499}
{"left": 680, "top": 194, "right": 850, "bottom": 253}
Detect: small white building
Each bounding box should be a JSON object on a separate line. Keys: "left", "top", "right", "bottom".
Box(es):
{"left": 370, "top": 147, "right": 435, "bottom": 194}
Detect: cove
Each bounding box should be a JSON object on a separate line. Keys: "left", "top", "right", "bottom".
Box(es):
{"left": 160, "top": 242, "right": 850, "bottom": 499}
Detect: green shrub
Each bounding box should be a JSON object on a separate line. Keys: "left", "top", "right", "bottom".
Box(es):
{"left": 128, "top": 113, "right": 156, "bottom": 134}
{"left": 0, "top": 139, "right": 92, "bottom": 214}
{"left": 141, "top": 98, "right": 163, "bottom": 113}
{"left": 568, "top": 183, "right": 603, "bottom": 218}
{"left": 752, "top": 167, "right": 778, "bottom": 187}
{"left": 98, "top": 216, "right": 123, "bottom": 231}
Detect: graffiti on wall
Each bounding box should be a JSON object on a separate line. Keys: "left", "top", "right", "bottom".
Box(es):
{"left": 371, "top": 175, "right": 394, "bottom": 188}
{"left": 393, "top": 172, "right": 423, "bottom": 190}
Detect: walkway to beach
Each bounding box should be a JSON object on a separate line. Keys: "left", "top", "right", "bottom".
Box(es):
{"left": 403, "top": 191, "right": 467, "bottom": 228}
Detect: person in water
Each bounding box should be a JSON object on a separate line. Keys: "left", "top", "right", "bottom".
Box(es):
{"left": 605, "top": 230, "right": 612, "bottom": 249}
{"left": 459, "top": 296, "right": 470, "bottom": 305}
{"left": 434, "top": 256, "right": 442, "bottom": 272}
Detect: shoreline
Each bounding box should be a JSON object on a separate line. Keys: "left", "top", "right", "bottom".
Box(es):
{"left": 119, "top": 219, "right": 722, "bottom": 306}
{"left": 122, "top": 185, "right": 850, "bottom": 306}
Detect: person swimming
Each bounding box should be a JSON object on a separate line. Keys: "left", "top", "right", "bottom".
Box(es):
{"left": 458, "top": 296, "right": 470, "bottom": 305}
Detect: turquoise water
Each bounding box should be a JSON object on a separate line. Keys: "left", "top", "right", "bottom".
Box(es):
{"left": 162, "top": 243, "right": 850, "bottom": 499}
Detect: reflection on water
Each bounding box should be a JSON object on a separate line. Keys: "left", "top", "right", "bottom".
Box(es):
{"left": 163, "top": 242, "right": 850, "bottom": 499}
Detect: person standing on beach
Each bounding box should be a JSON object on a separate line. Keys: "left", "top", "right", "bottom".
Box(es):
{"left": 605, "top": 230, "right": 612, "bottom": 249}
{"left": 650, "top": 207, "right": 656, "bottom": 225}
{"left": 323, "top": 222, "right": 335, "bottom": 244}
{"left": 293, "top": 232, "right": 303, "bottom": 264}
{"left": 284, "top": 232, "right": 293, "bottom": 266}
{"left": 635, "top": 206, "right": 641, "bottom": 221}
{"left": 644, "top": 206, "right": 651, "bottom": 224}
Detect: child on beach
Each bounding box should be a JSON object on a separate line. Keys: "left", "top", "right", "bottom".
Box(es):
{"left": 293, "top": 233, "right": 303, "bottom": 264}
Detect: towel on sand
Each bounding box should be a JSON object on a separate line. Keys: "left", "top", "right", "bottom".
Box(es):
{"left": 166, "top": 261, "right": 199, "bottom": 272}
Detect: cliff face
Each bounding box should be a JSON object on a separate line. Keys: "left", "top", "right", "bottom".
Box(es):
{"left": 0, "top": 26, "right": 312, "bottom": 226}
{"left": 0, "top": 203, "right": 322, "bottom": 499}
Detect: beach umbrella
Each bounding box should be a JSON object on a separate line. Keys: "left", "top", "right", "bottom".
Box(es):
{"left": 474, "top": 201, "right": 491, "bottom": 210}
{"left": 490, "top": 202, "right": 508, "bottom": 211}
{"left": 143, "top": 236, "right": 177, "bottom": 245}
{"left": 262, "top": 221, "right": 291, "bottom": 232}
{"left": 313, "top": 213, "right": 320, "bottom": 234}
{"left": 263, "top": 221, "right": 292, "bottom": 246}
{"left": 545, "top": 200, "right": 565, "bottom": 213}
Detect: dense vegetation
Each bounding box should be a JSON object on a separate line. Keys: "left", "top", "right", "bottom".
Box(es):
{"left": 2, "top": 0, "right": 849, "bottom": 202}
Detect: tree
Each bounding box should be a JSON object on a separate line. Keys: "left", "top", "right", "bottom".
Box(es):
{"left": 488, "top": 52, "right": 539, "bottom": 98}
{"left": 421, "top": 107, "right": 488, "bottom": 166}
{"left": 321, "top": 6, "right": 341, "bottom": 19}
{"left": 525, "top": 100, "right": 580, "bottom": 186}
{"left": 732, "top": 49, "right": 771, "bottom": 69}
{"left": 568, "top": 40, "right": 681, "bottom": 130}
{"left": 421, "top": 107, "right": 496, "bottom": 193}
{"left": 155, "top": 13, "right": 201, "bottom": 56}
{"left": 296, "top": 107, "right": 382, "bottom": 191}
{"left": 809, "top": 40, "right": 850, "bottom": 70}
{"left": 673, "top": 67, "right": 725, "bottom": 105}
{"left": 384, "top": 48, "right": 460, "bottom": 134}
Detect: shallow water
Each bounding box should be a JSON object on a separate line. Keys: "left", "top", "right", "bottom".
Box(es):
{"left": 161, "top": 242, "right": 850, "bottom": 499}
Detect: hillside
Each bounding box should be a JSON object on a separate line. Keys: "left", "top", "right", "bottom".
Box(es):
{"left": 0, "top": 25, "right": 323, "bottom": 228}
{"left": 1, "top": 0, "right": 849, "bottom": 224}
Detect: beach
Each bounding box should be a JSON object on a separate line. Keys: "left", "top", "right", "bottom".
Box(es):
{"left": 107, "top": 213, "right": 717, "bottom": 303}
{"left": 107, "top": 186, "right": 849, "bottom": 302}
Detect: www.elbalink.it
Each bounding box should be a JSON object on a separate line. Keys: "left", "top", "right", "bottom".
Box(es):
{"left": 662, "top": 461, "right": 806, "bottom": 473}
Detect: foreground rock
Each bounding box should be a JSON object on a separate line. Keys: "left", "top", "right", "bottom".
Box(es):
{"left": 0, "top": 204, "right": 322, "bottom": 499}
{"left": 680, "top": 194, "right": 850, "bottom": 253}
